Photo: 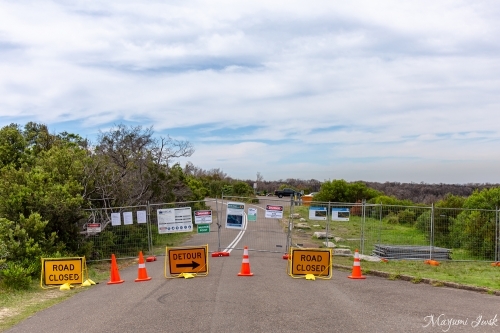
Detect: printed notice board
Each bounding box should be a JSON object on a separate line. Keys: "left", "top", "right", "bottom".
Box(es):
{"left": 265, "top": 205, "right": 284, "bottom": 218}
{"left": 332, "top": 207, "right": 350, "bottom": 221}
{"left": 226, "top": 202, "right": 245, "bottom": 229}
{"left": 309, "top": 206, "right": 327, "bottom": 220}
{"left": 248, "top": 208, "right": 257, "bottom": 222}
{"left": 194, "top": 210, "right": 213, "bottom": 224}
{"left": 157, "top": 207, "right": 193, "bottom": 234}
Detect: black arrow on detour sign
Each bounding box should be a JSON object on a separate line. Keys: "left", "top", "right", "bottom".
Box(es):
{"left": 176, "top": 261, "right": 200, "bottom": 269}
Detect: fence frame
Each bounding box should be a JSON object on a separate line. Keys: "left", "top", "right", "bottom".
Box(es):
{"left": 82, "top": 198, "right": 500, "bottom": 263}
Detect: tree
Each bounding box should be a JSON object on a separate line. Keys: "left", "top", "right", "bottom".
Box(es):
{"left": 85, "top": 124, "right": 194, "bottom": 207}
{"left": 0, "top": 124, "right": 26, "bottom": 168}
{"left": 316, "top": 180, "right": 381, "bottom": 203}
{"left": 450, "top": 188, "right": 500, "bottom": 259}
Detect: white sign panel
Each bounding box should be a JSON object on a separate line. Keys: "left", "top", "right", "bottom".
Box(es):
{"left": 265, "top": 205, "right": 284, "bottom": 218}
{"left": 194, "top": 210, "right": 213, "bottom": 224}
{"left": 123, "top": 211, "right": 133, "bottom": 225}
{"left": 111, "top": 212, "right": 121, "bottom": 226}
{"left": 87, "top": 223, "right": 101, "bottom": 233}
{"left": 226, "top": 202, "right": 245, "bottom": 229}
{"left": 137, "top": 210, "right": 147, "bottom": 224}
{"left": 157, "top": 207, "right": 193, "bottom": 234}
{"left": 247, "top": 208, "right": 257, "bottom": 222}
{"left": 332, "top": 208, "right": 350, "bottom": 221}
{"left": 309, "top": 206, "right": 327, "bottom": 220}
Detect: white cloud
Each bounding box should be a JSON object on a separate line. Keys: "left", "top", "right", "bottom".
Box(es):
{"left": 1, "top": 0, "right": 500, "bottom": 183}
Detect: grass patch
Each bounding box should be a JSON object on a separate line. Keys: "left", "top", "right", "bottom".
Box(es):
{"left": 0, "top": 256, "right": 141, "bottom": 332}
{"left": 151, "top": 232, "right": 193, "bottom": 255}
{"left": 333, "top": 256, "right": 500, "bottom": 290}
{"left": 0, "top": 282, "right": 81, "bottom": 331}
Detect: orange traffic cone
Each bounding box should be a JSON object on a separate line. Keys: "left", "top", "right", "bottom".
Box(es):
{"left": 107, "top": 254, "right": 124, "bottom": 285}
{"left": 135, "top": 251, "right": 152, "bottom": 282}
{"left": 238, "top": 246, "right": 253, "bottom": 276}
{"left": 348, "top": 249, "right": 366, "bottom": 279}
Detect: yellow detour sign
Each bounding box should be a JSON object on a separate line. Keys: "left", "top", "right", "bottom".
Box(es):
{"left": 42, "top": 257, "right": 85, "bottom": 287}
{"left": 289, "top": 248, "right": 333, "bottom": 279}
{"left": 165, "top": 245, "right": 209, "bottom": 278}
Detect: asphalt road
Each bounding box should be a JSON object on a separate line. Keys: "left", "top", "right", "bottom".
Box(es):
{"left": 7, "top": 250, "right": 500, "bottom": 333}
{"left": 7, "top": 198, "right": 500, "bottom": 333}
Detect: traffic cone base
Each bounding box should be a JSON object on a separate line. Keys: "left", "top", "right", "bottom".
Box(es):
{"left": 424, "top": 259, "right": 440, "bottom": 266}
{"left": 108, "top": 254, "right": 124, "bottom": 285}
{"left": 135, "top": 251, "right": 152, "bottom": 282}
{"left": 238, "top": 246, "right": 254, "bottom": 276}
{"left": 348, "top": 249, "right": 366, "bottom": 279}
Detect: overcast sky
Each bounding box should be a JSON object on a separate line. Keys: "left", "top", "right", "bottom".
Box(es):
{"left": 1, "top": 1, "right": 499, "bottom": 184}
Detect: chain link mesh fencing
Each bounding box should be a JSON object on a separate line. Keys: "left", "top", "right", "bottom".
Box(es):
{"left": 80, "top": 199, "right": 500, "bottom": 262}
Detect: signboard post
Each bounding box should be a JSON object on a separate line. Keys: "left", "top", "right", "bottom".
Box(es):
{"left": 165, "top": 245, "right": 209, "bottom": 278}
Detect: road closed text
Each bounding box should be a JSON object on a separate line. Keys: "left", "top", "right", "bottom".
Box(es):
{"left": 43, "top": 259, "right": 83, "bottom": 285}
{"left": 291, "top": 250, "right": 331, "bottom": 276}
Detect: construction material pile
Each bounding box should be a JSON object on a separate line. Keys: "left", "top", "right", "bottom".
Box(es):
{"left": 372, "top": 245, "right": 451, "bottom": 260}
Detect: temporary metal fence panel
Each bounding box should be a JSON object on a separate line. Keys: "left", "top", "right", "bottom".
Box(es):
{"left": 80, "top": 199, "right": 500, "bottom": 263}
{"left": 364, "top": 204, "right": 433, "bottom": 259}
{"left": 148, "top": 199, "right": 220, "bottom": 257}
{"left": 434, "top": 207, "right": 499, "bottom": 261}
{"left": 80, "top": 205, "right": 150, "bottom": 261}
{"left": 289, "top": 200, "right": 328, "bottom": 249}
{"left": 216, "top": 195, "right": 290, "bottom": 255}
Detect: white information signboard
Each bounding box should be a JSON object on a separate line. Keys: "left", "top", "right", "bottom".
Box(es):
{"left": 123, "top": 211, "right": 133, "bottom": 225}
{"left": 248, "top": 208, "right": 257, "bottom": 222}
{"left": 137, "top": 210, "right": 147, "bottom": 224}
{"left": 226, "top": 202, "right": 245, "bottom": 229}
{"left": 265, "top": 205, "right": 284, "bottom": 218}
{"left": 111, "top": 212, "right": 121, "bottom": 226}
{"left": 332, "top": 208, "right": 350, "bottom": 221}
{"left": 87, "top": 223, "right": 101, "bottom": 233}
{"left": 194, "top": 210, "right": 213, "bottom": 224}
{"left": 309, "top": 206, "right": 327, "bottom": 220}
{"left": 157, "top": 207, "right": 193, "bottom": 234}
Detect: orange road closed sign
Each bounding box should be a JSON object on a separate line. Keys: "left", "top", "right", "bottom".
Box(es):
{"left": 291, "top": 249, "right": 331, "bottom": 276}
{"left": 43, "top": 258, "right": 83, "bottom": 285}
{"left": 168, "top": 246, "right": 208, "bottom": 275}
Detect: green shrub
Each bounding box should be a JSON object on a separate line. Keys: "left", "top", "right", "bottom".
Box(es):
{"left": 0, "top": 261, "right": 33, "bottom": 290}
{"left": 397, "top": 209, "right": 416, "bottom": 225}
{"left": 386, "top": 213, "right": 399, "bottom": 225}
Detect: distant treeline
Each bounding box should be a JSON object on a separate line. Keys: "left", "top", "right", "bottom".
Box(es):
{"left": 249, "top": 178, "right": 500, "bottom": 204}
{"left": 361, "top": 182, "right": 500, "bottom": 204}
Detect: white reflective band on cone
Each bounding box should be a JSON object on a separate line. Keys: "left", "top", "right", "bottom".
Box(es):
{"left": 354, "top": 261, "right": 360, "bottom": 266}
{"left": 139, "top": 263, "right": 146, "bottom": 268}
{"left": 242, "top": 258, "right": 250, "bottom": 263}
